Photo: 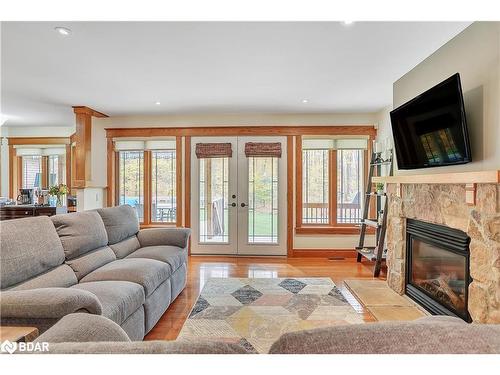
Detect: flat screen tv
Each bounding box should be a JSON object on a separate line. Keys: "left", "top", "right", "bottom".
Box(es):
{"left": 390, "top": 73, "right": 472, "bottom": 170}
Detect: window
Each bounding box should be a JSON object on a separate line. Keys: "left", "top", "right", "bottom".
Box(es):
{"left": 151, "top": 150, "right": 176, "bottom": 223}
{"left": 118, "top": 151, "right": 144, "bottom": 221}
{"left": 48, "top": 154, "right": 66, "bottom": 186}
{"left": 297, "top": 136, "right": 367, "bottom": 232}
{"left": 22, "top": 156, "right": 42, "bottom": 189}
{"left": 337, "top": 149, "right": 363, "bottom": 224}
{"left": 114, "top": 139, "right": 179, "bottom": 226}
{"left": 302, "top": 149, "right": 329, "bottom": 224}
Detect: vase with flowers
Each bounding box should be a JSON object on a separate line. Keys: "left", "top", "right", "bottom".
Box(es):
{"left": 49, "top": 184, "right": 69, "bottom": 207}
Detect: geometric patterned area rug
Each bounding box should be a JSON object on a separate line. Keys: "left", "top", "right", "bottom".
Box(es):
{"left": 178, "top": 277, "right": 365, "bottom": 353}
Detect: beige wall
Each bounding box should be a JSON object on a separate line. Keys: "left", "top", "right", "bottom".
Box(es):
{"left": 377, "top": 22, "right": 500, "bottom": 175}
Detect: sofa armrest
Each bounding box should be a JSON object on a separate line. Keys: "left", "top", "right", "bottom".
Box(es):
{"left": 0, "top": 288, "right": 102, "bottom": 319}
{"left": 35, "top": 313, "right": 130, "bottom": 343}
{"left": 137, "top": 227, "right": 191, "bottom": 249}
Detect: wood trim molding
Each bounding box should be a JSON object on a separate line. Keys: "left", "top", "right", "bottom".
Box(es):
{"left": 8, "top": 145, "right": 15, "bottom": 198}
{"left": 287, "top": 135, "right": 294, "bottom": 257}
{"left": 106, "top": 125, "right": 377, "bottom": 138}
{"left": 144, "top": 151, "right": 152, "bottom": 225}
{"left": 7, "top": 137, "right": 70, "bottom": 146}
{"left": 72, "top": 106, "right": 109, "bottom": 118}
{"left": 73, "top": 110, "right": 92, "bottom": 188}
{"left": 184, "top": 136, "right": 192, "bottom": 254}
{"left": 295, "top": 135, "right": 303, "bottom": 229}
{"left": 291, "top": 249, "right": 357, "bottom": 258}
{"left": 16, "top": 156, "right": 22, "bottom": 193}
{"left": 176, "top": 136, "right": 183, "bottom": 228}
{"left": 295, "top": 226, "right": 361, "bottom": 235}
{"left": 329, "top": 150, "right": 337, "bottom": 225}
{"left": 41, "top": 156, "right": 49, "bottom": 188}
{"left": 72, "top": 106, "right": 108, "bottom": 189}
{"left": 106, "top": 138, "right": 115, "bottom": 207}
{"left": 65, "top": 145, "right": 72, "bottom": 191}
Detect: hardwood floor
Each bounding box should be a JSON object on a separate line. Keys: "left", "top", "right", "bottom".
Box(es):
{"left": 145, "top": 256, "right": 386, "bottom": 341}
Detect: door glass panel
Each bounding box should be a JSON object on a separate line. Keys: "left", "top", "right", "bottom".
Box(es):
{"left": 248, "top": 157, "right": 278, "bottom": 244}
{"left": 199, "top": 158, "right": 229, "bottom": 243}
{"left": 151, "top": 150, "right": 176, "bottom": 223}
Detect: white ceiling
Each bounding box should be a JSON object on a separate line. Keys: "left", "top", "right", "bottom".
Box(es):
{"left": 1, "top": 21, "right": 471, "bottom": 127}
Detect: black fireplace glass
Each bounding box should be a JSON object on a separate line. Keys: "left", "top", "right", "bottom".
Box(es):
{"left": 409, "top": 238, "right": 467, "bottom": 315}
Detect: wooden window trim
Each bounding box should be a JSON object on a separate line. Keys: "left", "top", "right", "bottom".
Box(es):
{"left": 110, "top": 140, "right": 183, "bottom": 227}
{"left": 296, "top": 135, "right": 374, "bottom": 235}
{"left": 8, "top": 137, "right": 71, "bottom": 198}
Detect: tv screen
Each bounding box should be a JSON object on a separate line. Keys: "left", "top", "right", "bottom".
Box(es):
{"left": 390, "top": 73, "right": 471, "bottom": 170}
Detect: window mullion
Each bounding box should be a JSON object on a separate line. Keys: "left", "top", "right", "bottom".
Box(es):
{"left": 329, "top": 150, "right": 337, "bottom": 226}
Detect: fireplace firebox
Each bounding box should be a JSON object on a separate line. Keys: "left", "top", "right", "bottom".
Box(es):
{"left": 405, "top": 219, "right": 471, "bottom": 322}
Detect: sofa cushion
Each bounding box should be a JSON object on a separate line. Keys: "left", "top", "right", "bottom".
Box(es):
{"left": 0, "top": 216, "right": 65, "bottom": 289}
{"left": 268, "top": 316, "right": 500, "bottom": 354}
{"left": 66, "top": 246, "right": 117, "bottom": 280}
{"left": 97, "top": 205, "right": 140, "bottom": 245}
{"left": 34, "top": 313, "right": 131, "bottom": 344}
{"left": 126, "top": 245, "right": 187, "bottom": 271}
{"left": 110, "top": 236, "right": 141, "bottom": 259}
{"left": 8, "top": 265, "right": 78, "bottom": 291}
{"left": 72, "top": 281, "right": 145, "bottom": 326}
{"left": 51, "top": 211, "right": 108, "bottom": 260}
{"left": 79, "top": 258, "right": 171, "bottom": 297}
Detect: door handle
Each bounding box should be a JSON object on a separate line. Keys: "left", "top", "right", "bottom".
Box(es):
{"left": 240, "top": 203, "right": 247, "bottom": 208}
{"left": 231, "top": 202, "right": 236, "bottom": 207}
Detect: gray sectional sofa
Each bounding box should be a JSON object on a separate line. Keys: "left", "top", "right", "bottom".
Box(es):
{"left": 0, "top": 205, "right": 190, "bottom": 340}
{"left": 28, "top": 313, "right": 500, "bottom": 354}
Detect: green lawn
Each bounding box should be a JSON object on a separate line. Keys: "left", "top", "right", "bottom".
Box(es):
{"left": 199, "top": 209, "right": 278, "bottom": 237}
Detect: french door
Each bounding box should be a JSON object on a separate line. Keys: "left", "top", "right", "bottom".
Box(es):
{"left": 190, "top": 136, "right": 287, "bottom": 256}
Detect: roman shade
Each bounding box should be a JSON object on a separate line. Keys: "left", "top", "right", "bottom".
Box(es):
{"left": 244, "top": 142, "right": 282, "bottom": 158}
{"left": 195, "top": 143, "right": 232, "bottom": 159}
{"left": 15, "top": 146, "right": 66, "bottom": 156}
{"left": 113, "top": 139, "right": 176, "bottom": 151}
{"left": 302, "top": 138, "right": 368, "bottom": 150}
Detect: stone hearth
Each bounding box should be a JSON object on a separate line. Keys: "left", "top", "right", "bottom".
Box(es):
{"left": 385, "top": 183, "right": 500, "bottom": 323}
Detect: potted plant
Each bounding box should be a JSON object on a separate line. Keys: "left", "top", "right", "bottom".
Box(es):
{"left": 49, "top": 184, "right": 69, "bottom": 207}
{"left": 375, "top": 183, "right": 385, "bottom": 195}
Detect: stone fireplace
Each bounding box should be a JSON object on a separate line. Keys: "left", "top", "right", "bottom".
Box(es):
{"left": 385, "top": 182, "right": 500, "bottom": 323}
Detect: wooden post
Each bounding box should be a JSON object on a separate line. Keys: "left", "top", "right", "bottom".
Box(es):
{"left": 72, "top": 106, "right": 108, "bottom": 188}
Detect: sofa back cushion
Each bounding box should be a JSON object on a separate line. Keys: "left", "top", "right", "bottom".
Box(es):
{"left": 8, "top": 264, "right": 78, "bottom": 291}
{"left": 0, "top": 216, "right": 66, "bottom": 289}
{"left": 110, "top": 236, "right": 141, "bottom": 259}
{"left": 51, "top": 211, "right": 108, "bottom": 260}
{"left": 97, "top": 205, "right": 140, "bottom": 245}
{"left": 65, "top": 246, "right": 117, "bottom": 280}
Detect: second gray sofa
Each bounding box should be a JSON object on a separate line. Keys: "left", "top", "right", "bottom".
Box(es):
{"left": 0, "top": 205, "right": 190, "bottom": 340}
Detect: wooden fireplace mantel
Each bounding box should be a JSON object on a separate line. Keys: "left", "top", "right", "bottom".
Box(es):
{"left": 373, "top": 170, "right": 499, "bottom": 206}
{"left": 372, "top": 170, "right": 500, "bottom": 184}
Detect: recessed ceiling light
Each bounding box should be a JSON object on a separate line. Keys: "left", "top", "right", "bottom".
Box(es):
{"left": 155, "top": 101, "right": 161, "bottom": 105}
{"left": 302, "top": 99, "right": 309, "bottom": 104}
{"left": 342, "top": 21, "right": 354, "bottom": 25}
{"left": 54, "top": 27, "right": 72, "bottom": 36}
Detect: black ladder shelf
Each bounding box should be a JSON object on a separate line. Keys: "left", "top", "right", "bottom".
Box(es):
{"left": 356, "top": 149, "right": 393, "bottom": 277}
